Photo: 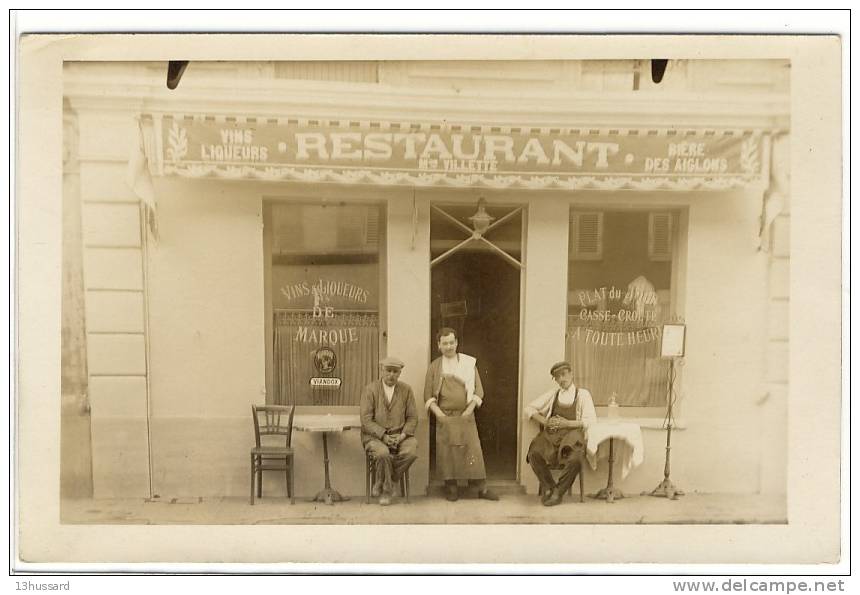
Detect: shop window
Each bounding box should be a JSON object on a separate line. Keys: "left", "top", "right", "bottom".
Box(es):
{"left": 266, "top": 203, "right": 384, "bottom": 407}
{"left": 567, "top": 209, "right": 681, "bottom": 408}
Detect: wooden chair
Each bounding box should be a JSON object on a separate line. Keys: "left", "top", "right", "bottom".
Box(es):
{"left": 365, "top": 452, "right": 410, "bottom": 504}
{"left": 250, "top": 404, "right": 295, "bottom": 505}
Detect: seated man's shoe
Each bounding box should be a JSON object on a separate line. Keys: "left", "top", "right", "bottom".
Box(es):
{"left": 378, "top": 492, "right": 392, "bottom": 506}
{"left": 371, "top": 481, "right": 383, "bottom": 498}
{"left": 478, "top": 488, "right": 500, "bottom": 501}
{"left": 540, "top": 486, "right": 556, "bottom": 504}
{"left": 543, "top": 488, "right": 564, "bottom": 507}
{"left": 445, "top": 485, "right": 459, "bottom": 502}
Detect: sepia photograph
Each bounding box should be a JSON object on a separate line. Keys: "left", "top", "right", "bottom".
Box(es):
{"left": 14, "top": 25, "right": 844, "bottom": 570}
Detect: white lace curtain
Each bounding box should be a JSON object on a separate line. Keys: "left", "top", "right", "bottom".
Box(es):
{"left": 566, "top": 317, "right": 669, "bottom": 407}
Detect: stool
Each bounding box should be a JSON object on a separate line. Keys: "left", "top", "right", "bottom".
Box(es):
{"left": 537, "top": 459, "right": 586, "bottom": 503}
{"left": 365, "top": 453, "right": 410, "bottom": 504}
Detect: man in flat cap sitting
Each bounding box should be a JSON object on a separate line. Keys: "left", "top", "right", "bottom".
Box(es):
{"left": 524, "top": 361, "right": 597, "bottom": 506}
{"left": 360, "top": 356, "right": 419, "bottom": 506}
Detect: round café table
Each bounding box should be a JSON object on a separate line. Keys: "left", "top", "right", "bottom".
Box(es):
{"left": 585, "top": 420, "right": 645, "bottom": 503}
{"left": 293, "top": 413, "right": 361, "bottom": 505}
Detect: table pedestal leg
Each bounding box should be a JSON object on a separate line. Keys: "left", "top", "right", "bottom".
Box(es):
{"left": 590, "top": 438, "right": 625, "bottom": 503}
{"left": 311, "top": 432, "right": 349, "bottom": 505}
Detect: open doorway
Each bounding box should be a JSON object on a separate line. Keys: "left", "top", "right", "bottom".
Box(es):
{"left": 429, "top": 202, "right": 523, "bottom": 480}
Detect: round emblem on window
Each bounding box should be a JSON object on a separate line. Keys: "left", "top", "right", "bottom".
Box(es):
{"left": 313, "top": 346, "right": 337, "bottom": 374}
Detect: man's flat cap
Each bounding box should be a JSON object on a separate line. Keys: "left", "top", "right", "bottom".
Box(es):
{"left": 550, "top": 361, "right": 572, "bottom": 376}
{"left": 380, "top": 356, "right": 405, "bottom": 369}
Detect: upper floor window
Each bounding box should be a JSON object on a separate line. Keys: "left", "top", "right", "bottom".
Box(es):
{"left": 274, "top": 61, "right": 379, "bottom": 83}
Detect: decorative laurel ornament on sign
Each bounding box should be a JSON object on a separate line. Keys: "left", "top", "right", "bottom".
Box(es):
{"left": 166, "top": 121, "right": 188, "bottom": 162}
{"left": 739, "top": 136, "right": 761, "bottom": 176}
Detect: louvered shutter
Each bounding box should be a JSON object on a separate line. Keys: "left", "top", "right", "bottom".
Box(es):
{"left": 364, "top": 208, "right": 380, "bottom": 248}
{"left": 335, "top": 207, "right": 380, "bottom": 251}
{"left": 571, "top": 212, "right": 604, "bottom": 260}
{"left": 648, "top": 212, "right": 673, "bottom": 261}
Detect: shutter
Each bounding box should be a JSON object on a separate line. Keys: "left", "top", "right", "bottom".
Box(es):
{"left": 336, "top": 207, "right": 379, "bottom": 251}
{"left": 648, "top": 212, "right": 673, "bottom": 261}
{"left": 337, "top": 210, "right": 365, "bottom": 250}
{"left": 272, "top": 204, "right": 304, "bottom": 254}
{"left": 571, "top": 212, "right": 603, "bottom": 260}
{"left": 364, "top": 208, "right": 380, "bottom": 248}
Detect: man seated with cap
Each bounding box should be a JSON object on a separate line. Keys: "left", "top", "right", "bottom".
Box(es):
{"left": 359, "top": 356, "right": 419, "bottom": 506}
{"left": 524, "top": 361, "right": 597, "bottom": 506}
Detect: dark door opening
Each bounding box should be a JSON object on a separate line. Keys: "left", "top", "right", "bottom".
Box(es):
{"left": 429, "top": 204, "right": 522, "bottom": 480}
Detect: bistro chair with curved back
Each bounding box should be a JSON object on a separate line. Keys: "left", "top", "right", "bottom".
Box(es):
{"left": 365, "top": 452, "right": 410, "bottom": 504}
{"left": 250, "top": 404, "right": 296, "bottom": 505}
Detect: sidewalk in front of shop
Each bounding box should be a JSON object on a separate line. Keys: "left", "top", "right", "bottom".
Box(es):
{"left": 61, "top": 492, "right": 786, "bottom": 525}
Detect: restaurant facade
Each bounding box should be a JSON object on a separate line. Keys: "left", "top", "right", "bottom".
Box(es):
{"left": 61, "top": 59, "right": 791, "bottom": 504}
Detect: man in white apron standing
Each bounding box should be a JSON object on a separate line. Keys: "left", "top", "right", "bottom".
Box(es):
{"left": 423, "top": 327, "right": 500, "bottom": 502}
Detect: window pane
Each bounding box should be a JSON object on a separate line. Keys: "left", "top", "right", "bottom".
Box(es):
{"left": 567, "top": 210, "right": 677, "bottom": 407}
{"left": 270, "top": 203, "right": 382, "bottom": 406}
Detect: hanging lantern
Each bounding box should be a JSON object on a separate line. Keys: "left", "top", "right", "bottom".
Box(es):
{"left": 468, "top": 197, "right": 495, "bottom": 238}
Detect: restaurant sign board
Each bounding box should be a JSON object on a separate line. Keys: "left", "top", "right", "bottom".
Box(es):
{"left": 150, "top": 114, "right": 765, "bottom": 190}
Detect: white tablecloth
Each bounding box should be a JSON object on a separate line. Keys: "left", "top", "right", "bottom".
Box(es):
{"left": 585, "top": 421, "right": 644, "bottom": 479}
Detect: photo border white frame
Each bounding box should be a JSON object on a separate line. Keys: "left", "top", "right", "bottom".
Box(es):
{"left": 12, "top": 26, "right": 847, "bottom": 574}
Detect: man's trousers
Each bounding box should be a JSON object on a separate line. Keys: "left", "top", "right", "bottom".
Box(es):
{"left": 365, "top": 437, "right": 418, "bottom": 495}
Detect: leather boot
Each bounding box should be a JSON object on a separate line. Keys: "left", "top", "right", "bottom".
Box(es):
{"left": 543, "top": 487, "right": 564, "bottom": 507}
{"left": 478, "top": 488, "right": 500, "bottom": 501}
{"left": 540, "top": 485, "right": 556, "bottom": 504}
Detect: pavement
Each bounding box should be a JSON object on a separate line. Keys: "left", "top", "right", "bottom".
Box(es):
{"left": 61, "top": 492, "right": 787, "bottom": 525}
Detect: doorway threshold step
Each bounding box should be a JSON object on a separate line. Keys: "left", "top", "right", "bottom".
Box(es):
{"left": 426, "top": 479, "right": 525, "bottom": 496}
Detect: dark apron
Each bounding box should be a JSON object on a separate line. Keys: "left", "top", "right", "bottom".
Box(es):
{"left": 527, "top": 388, "right": 585, "bottom": 467}
{"left": 434, "top": 375, "right": 487, "bottom": 481}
